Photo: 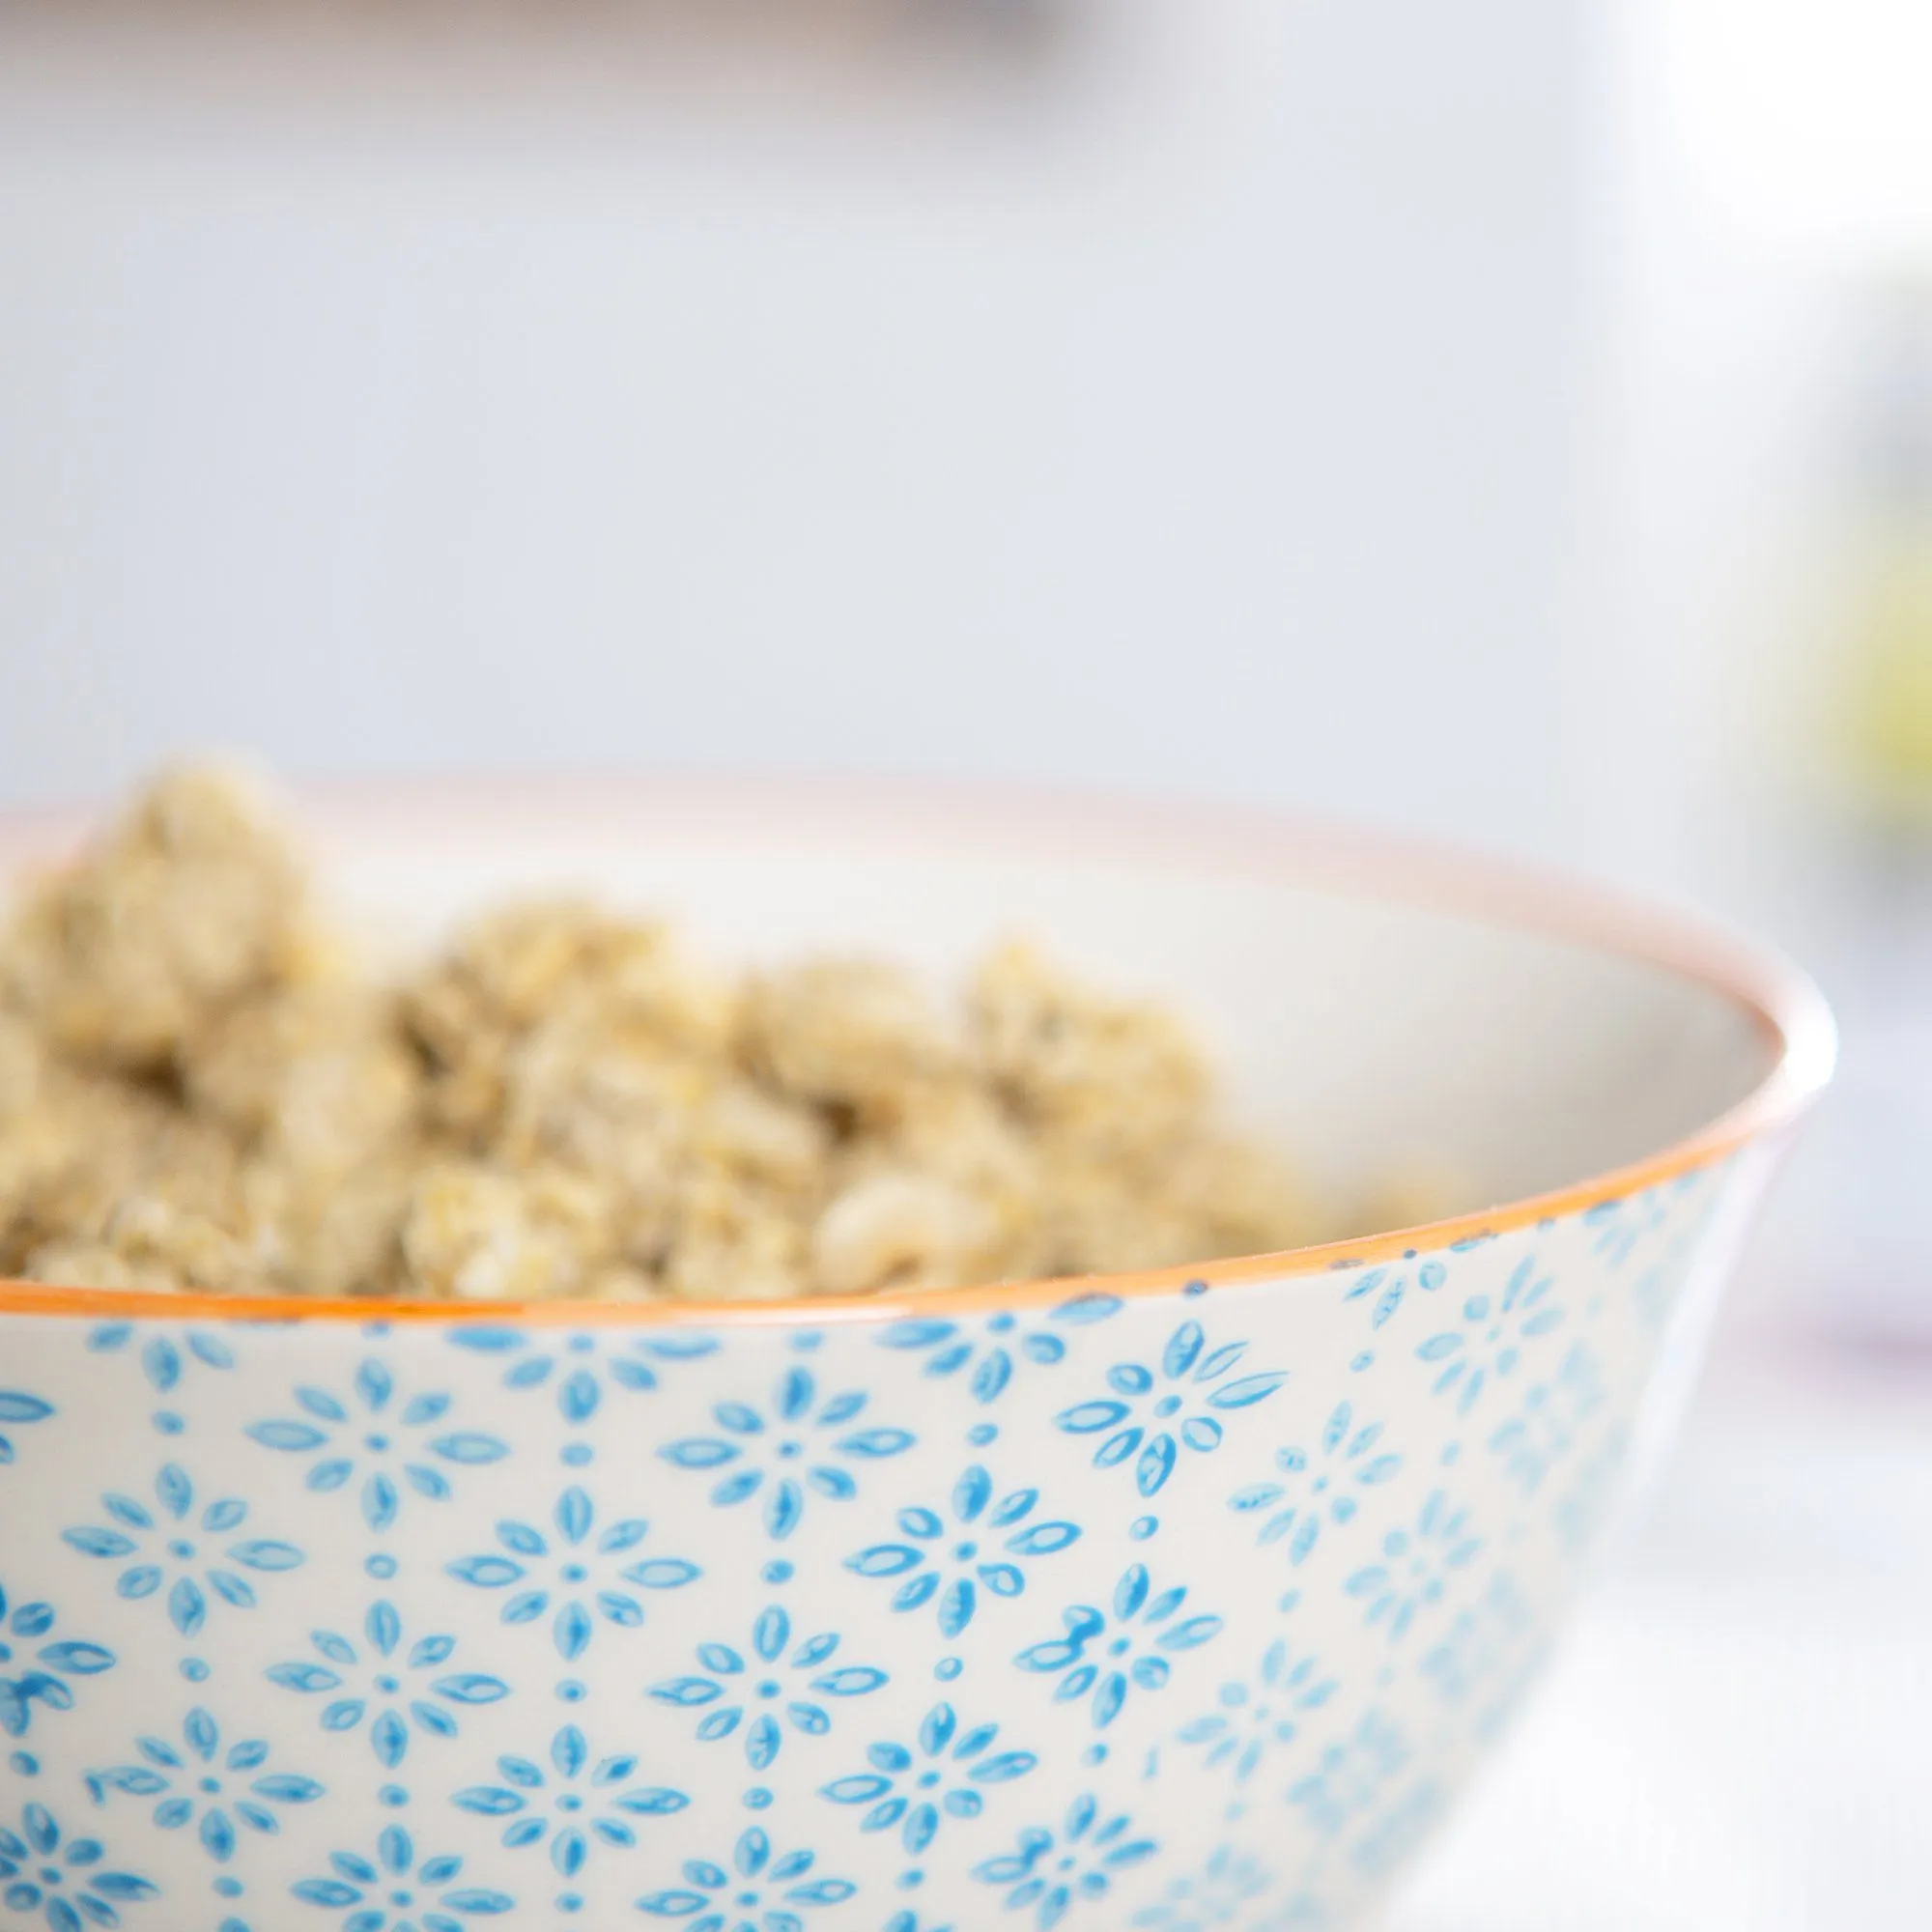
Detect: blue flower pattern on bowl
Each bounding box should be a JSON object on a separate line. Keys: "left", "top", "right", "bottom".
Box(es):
{"left": 818, "top": 1700, "right": 1037, "bottom": 1883}
{"left": 1, "top": 1799, "right": 156, "bottom": 1931}
{"left": 1285, "top": 1711, "right": 1411, "bottom": 1843}
{"left": 659, "top": 1368, "right": 914, "bottom": 1542}
{"left": 84, "top": 1706, "right": 323, "bottom": 1863}
{"left": 1339, "top": 1259, "right": 1447, "bottom": 1333}
{"left": 452, "top": 1720, "right": 688, "bottom": 1901}
{"left": 292, "top": 1824, "right": 513, "bottom": 1929}
{"left": 267, "top": 1601, "right": 508, "bottom": 1767}
{"left": 245, "top": 1360, "right": 508, "bottom": 1533}
{"left": 60, "top": 1463, "right": 303, "bottom": 1638}
{"left": 1414, "top": 1255, "right": 1563, "bottom": 1417}
{"left": 445, "top": 1486, "right": 700, "bottom": 1662}
{"left": 446, "top": 1328, "right": 720, "bottom": 1434}
{"left": 1130, "top": 1844, "right": 1273, "bottom": 1930}
{"left": 972, "top": 1792, "right": 1158, "bottom": 1929}
{"left": 636, "top": 1825, "right": 856, "bottom": 1929}
{"left": 844, "top": 1466, "right": 1079, "bottom": 1638}
{"left": 84, "top": 1324, "right": 236, "bottom": 1437}
{"left": 1015, "top": 1566, "right": 1223, "bottom": 1730}
{"left": 652, "top": 1605, "right": 888, "bottom": 1772}
{"left": 1343, "top": 1492, "right": 1481, "bottom": 1642}
{"left": 874, "top": 1293, "right": 1122, "bottom": 1406}
{"left": 1225, "top": 1403, "right": 1403, "bottom": 1569}
{"left": 1175, "top": 1639, "right": 1337, "bottom": 1789}
{"left": 1053, "top": 1321, "right": 1286, "bottom": 1499}
{"left": 0, "top": 1583, "right": 115, "bottom": 1742}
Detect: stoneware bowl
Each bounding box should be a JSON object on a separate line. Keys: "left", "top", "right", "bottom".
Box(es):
{"left": 0, "top": 780, "right": 1832, "bottom": 1932}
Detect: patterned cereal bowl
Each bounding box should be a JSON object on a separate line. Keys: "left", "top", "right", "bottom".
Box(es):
{"left": 0, "top": 779, "right": 1832, "bottom": 1932}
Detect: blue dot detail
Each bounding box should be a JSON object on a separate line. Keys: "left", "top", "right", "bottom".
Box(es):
{"left": 1278, "top": 1590, "right": 1301, "bottom": 1614}
{"left": 744, "top": 1787, "right": 773, "bottom": 1810}
{"left": 9, "top": 1752, "right": 39, "bottom": 1777}
{"left": 1182, "top": 1278, "right": 1208, "bottom": 1297}
{"left": 1128, "top": 1517, "right": 1157, "bottom": 1542}
{"left": 1080, "top": 1744, "right": 1108, "bottom": 1767}
{"left": 1350, "top": 1351, "right": 1375, "bottom": 1373}
{"left": 379, "top": 1785, "right": 409, "bottom": 1808}
{"left": 965, "top": 1423, "right": 998, "bottom": 1447}
{"left": 154, "top": 1410, "right": 185, "bottom": 1435}
{"left": 181, "top": 1658, "right": 211, "bottom": 1683}
{"left": 213, "top": 1876, "right": 243, "bottom": 1898}
{"left": 556, "top": 1680, "right": 587, "bottom": 1702}
{"left": 561, "top": 1443, "right": 593, "bottom": 1467}
{"left": 366, "top": 1554, "right": 398, "bottom": 1580}
{"left": 761, "top": 1561, "right": 794, "bottom": 1586}
{"left": 935, "top": 1658, "right": 962, "bottom": 1682}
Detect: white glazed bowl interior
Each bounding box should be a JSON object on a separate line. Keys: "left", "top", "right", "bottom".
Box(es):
{"left": 297, "top": 779, "right": 1784, "bottom": 1221}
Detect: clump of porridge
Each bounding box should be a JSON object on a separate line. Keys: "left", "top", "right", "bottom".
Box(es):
{"left": 0, "top": 768, "right": 1319, "bottom": 1301}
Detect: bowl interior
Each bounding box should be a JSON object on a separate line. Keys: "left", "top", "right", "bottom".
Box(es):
{"left": 270, "top": 781, "right": 1782, "bottom": 1224}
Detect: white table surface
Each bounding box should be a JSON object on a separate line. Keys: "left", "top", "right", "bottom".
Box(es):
{"left": 1379, "top": 1346, "right": 1930, "bottom": 1932}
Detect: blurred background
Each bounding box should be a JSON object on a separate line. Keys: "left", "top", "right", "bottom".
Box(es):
{"left": 1, "top": 1, "right": 1927, "bottom": 1923}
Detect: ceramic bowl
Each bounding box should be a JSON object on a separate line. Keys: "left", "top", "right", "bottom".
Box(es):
{"left": 0, "top": 780, "right": 1832, "bottom": 1932}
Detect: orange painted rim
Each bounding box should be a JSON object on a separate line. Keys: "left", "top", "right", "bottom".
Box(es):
{"left": 0, "top": 772, "right": 1836, "bottom": 1330}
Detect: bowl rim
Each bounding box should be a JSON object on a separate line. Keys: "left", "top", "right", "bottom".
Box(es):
{"left": 0, "top": 770, "right": 1836, "bottom": 1329}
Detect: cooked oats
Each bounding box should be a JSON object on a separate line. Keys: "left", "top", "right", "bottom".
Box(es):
{"left": 0, "top": 764, "right": 1322, "bottom": 1301}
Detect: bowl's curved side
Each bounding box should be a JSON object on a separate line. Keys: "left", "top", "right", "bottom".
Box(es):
{"left": 0, "top": 1139, "right": 1775, "bottom": 1929}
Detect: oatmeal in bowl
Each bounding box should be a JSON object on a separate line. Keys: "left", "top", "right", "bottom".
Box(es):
{"left": 0, "top": 767, "right": 1319, "bottom": 1305}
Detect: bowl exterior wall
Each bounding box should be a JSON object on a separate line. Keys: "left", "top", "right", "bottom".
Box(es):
{"left": 0, "top": 1151, "right": 1767, "bottom": 1931}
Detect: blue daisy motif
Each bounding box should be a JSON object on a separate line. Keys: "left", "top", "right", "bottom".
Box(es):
{"left": 819, "top": 1701, "right": 1037, "bottom": 1882}
{"left": 445, "top": 1487, "right": 700, "bottom": 1662}
{"left": 0, "top": 1799, "right": 157, "bottom": 1930}
{"left": 1225, "top": 1402, "right": 1402, "bottom": 1566}
{"left": 293, "top": 1824, "right": 513, "bottom": 1929}
{"left": 1175, "top": 1639, "right": 1337, "bottom": 1787}
{"left": 267, "top": 1600, "right": 507, "bottom": 1767}
{"left": 0, "top": 1388, "right": 55, "bottom": 1467}
{"left": 1014, "top": 1564, "right": 1222, "bottom": 1730}
{"left": 1343, "top": 1491, "right": 1480, "bottom": 1641}
{"left": 636, "top": 1826, "right": 855, "bottom": 1929}
{"left": 86, "top": 1324, "right": 236, "bottom": 1434}
{"left": 1286, "top": 1711, "right": 1408, "bottom": 1841}
{"left": 874, "top": 1293, "right": 1122, "bottom": 1406}
{"left": 971, "top": 1793, "right": 1157, "bottom": 1930}
{"left": 452, "top": 1721, "right": 687, "bottom": 1908}
{"left": 61, "top": 1463, "right": 303, "bottom": 1638}
{"left": 86, "top": 1705, "right": 322, "bottom": 1865}
{"left": 245, "top": 1359, "right": 508, "bottom": 1533}
{"left": 446, "top": 1326, "right": 718, "bottom": 1430}
{"left": 1487, "top": 1340, "right": 1605, "bottom": 1495}
{"left": 1414, "top": 1254, "right": 1562, "bottom": 1417}
{"left": 1582, "top": 1188, "right": 1670, "bottom": 1267}
{"left": 1053, "top": 1321, "right": 1285, "bottom": 1498}
{"left": 1130, "top": 1845, "right": 1271, "bottom": 1929}
{"left": 650, "top": 1605, "right": 888, "bottom": 1771}
{"left": 1419, "top": 1570, "right": 1536, "bottom": 1711}
{"left": 1338, "top": 1257, "right": 1448, "bottom": 1332}
{"left": 658, "top": 1367, "right": 914, "bottom": 1542}
{"left": 1, "top": 1580, "right": 116, "bottom": 1740}
{"left": 843, "top": 1466, "right": 1079, "bottom": 1637}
